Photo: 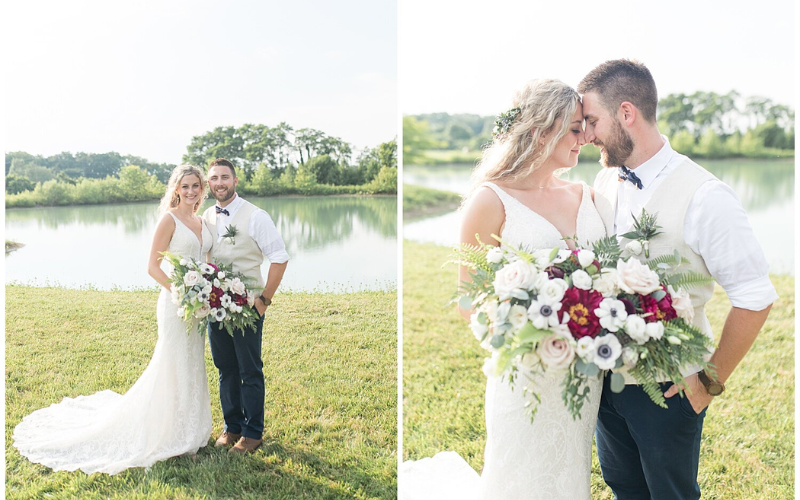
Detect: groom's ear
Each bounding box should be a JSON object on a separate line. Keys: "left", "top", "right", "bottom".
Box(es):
{"left": 618, "top": 101, "right": 637, "bottom": 127}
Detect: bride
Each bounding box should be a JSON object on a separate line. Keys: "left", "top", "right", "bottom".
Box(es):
{"left": 13, "top": 165, "right": 214, "bottom": 474}
{"left": 401, "top": 80, "right": 613, "bottom": 499}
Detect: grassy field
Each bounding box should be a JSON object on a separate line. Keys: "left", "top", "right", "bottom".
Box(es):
{"left": 403, "top": 240, "right": 794, "bottom": 499}
{"left": 6, "top": 286, "right": 397, "bottom": 500}
{"left": 402, "top": 184, "right": 461, "bottom": 219}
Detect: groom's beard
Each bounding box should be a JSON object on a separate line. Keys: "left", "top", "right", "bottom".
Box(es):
{"left": 596, "top": 119, "right": 634, "bottom": 168}
{"left": 212, "top": 187, "right": 235, "bottom": 203}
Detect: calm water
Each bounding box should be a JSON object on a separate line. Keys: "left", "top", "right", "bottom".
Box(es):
{"left": 6, "top": 195, "right": 397, "bottom": 291}
{"left": 404, "top": 159, "right": 795, "bottom": 275}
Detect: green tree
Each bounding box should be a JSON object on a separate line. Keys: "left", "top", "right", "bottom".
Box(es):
{"left": 5, "top": 174, "right": 35, "bottom": 194}
{"left": 403, "top": 116, "right": 436, "bottom": 164}
{"left": 9, "top": 159, "right": 55, "bottom": 183}
{"left": 304, "top": 155, "right": 339, "bottom": 185}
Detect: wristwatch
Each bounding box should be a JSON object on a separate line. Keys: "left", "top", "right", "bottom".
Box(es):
{"left": 697, "top": 370, "right": 725, "bottom": 396}
{"left": 257, "top": 294, "right": 272, "bottom": 307}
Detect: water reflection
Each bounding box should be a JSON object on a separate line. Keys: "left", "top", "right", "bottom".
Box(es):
{"left": 404, "top": 160, "right": 794, "bottom": 275}
{"left": 6, "top": 195, "right": 397, "bottom": 290}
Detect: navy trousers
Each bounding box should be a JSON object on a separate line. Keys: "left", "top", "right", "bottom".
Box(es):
{"left": 208, "top": 315, "right": 265, "bottom": 440}
{"left": 595, "top": 374, "right": 706, "bottom": 500}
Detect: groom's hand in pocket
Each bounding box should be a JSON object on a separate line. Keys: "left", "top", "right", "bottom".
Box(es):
{"left": 664, "top": 374, "right": 712, "bottom": 415}
{"left": 254, "top": 301, "right": 268, "bottom": 317}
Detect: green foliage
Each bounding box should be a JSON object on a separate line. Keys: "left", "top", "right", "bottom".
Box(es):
{"left": 402, "top": 116, "right": 438, "bottom": 165}
{"left": 5, "top": 174, "right": 35, "bottom": 195}
{"left": 366, "top": 166, "right": 397, "bottom": 194}
{"left": 402, "top": 184, "right": 461, "bottom": 216}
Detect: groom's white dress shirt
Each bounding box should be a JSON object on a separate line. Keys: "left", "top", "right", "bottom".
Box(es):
{"left": 214, "top": 194, "right": 290, "bottom": 264}
{"left": 612, "top": 137, "right": 777, "bottom": 311}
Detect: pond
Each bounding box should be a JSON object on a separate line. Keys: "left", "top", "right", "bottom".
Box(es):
{"left": 6, "top": 195, "right": 398, "bottom": 291}
{"left": 404, "top": 159, "right": 794, "bottom": 275}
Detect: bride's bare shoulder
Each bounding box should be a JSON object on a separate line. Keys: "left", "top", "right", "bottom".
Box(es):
{"left": 462, "top": 185, "right": 504, "bottom": 213}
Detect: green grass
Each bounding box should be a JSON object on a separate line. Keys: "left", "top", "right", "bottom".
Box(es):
{"left": 6, "top": 285, "right": 397, "bottom": 500}
{"left": 403, "top": 240, "right": 794, "bottom": 499}
{"left": 402, "top": 184, "right": 461, "bottom": 219}
{"left": 5, "top": 240, "right": 24, "bottom": 254}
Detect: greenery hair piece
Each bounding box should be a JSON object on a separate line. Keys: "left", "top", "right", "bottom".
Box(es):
{"left": 492, "top": 107, "right": 522, "bottom": 138}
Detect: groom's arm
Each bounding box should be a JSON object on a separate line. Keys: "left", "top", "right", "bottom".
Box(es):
{"left": 250, "top": 208, "right": 290, "bottom": 316}
{"left": 666, "top": 305, "right": 771, "bottom": 412}
{"left": 664, "top": 180, "right": 777, "bottom": 411}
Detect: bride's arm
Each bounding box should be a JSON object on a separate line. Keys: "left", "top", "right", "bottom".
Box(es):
{"left": 457, "top": 188, "right": 505, "bottom": 320}
{"left": 148, "top": 214, "right": 176, "bottom": 291}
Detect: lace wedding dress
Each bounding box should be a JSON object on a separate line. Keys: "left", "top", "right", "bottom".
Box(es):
{"left": 401, "top": 182, "right": 610, "bottom": 500}
{"left": 13, "top": 213, "right": 214, "bottom": 475}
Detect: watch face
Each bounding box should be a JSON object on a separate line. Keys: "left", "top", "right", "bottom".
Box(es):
{"left": 708, "top": 384, "right": 724, "bottom": 396}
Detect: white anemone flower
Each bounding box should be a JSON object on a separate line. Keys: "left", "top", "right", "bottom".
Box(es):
{"left": 527, "top": 299, "right": 563, "bottom": 329}
{"left": 592, "top": 335, "right": 622, "bottom": 370}
{"left": 595, "top": 298, "right": 628, "bottom": 332}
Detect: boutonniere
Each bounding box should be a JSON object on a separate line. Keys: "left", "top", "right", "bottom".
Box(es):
{"left": 620, "top": 209, "right": 662, "bottom": 258}
{"left": 223, "top": 224, "right": 239, "bottom": 245}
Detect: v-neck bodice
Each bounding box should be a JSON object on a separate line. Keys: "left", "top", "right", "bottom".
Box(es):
{"left": 482, "top": 182, "right": 607, "bottom": 251}
{"left": 166, "top": 212, "right": 213, "bottom": 262}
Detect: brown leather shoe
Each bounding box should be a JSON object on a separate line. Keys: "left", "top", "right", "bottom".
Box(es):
{"left": 229, "top": 436, "right": 263, "bottom": 454}
{"left": 215, "top": 431, "right": 242, "bottom": 447}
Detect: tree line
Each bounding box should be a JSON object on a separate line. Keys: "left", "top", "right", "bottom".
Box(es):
{"left": 6, "top": 124, "right": 397, "bottom": 206}
{"left": 404, "top": 91, "right": 794, "bottom": 163}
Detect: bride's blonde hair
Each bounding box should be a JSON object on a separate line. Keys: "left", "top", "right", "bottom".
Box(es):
{"left": 158, "top": 165, "right": 207, "bottom": 214}
{"left": 468, "top": 79, "right": 579, "bottom": 194}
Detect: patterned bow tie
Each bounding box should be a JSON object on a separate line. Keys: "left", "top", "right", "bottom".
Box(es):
{"left": 215, "top": 205, "right": 230, "bottom": 216}
{"left": 618, "top": 165, "right": 643, "bottom": 190}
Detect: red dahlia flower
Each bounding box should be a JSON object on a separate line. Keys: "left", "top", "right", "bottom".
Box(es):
{"left": 639, "top": 285, "right": 677, "bottom": 323}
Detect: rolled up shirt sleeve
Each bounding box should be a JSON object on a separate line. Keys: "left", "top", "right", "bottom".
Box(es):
{"left": 249, "top": 209, "right": 290, "bottom": 264}
{"left": 685, "top": 180, "right": 778, "bottom": 311}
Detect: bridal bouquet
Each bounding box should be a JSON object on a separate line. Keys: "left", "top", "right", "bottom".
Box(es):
{"left": 162, "top": 252, "right": 260, "bottom": 336}
{"left": 453, "top": 210, "right": 715, "bottom": 421}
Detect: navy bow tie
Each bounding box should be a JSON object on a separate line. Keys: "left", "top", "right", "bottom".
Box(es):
{"left": 618, "top": 165, "right": 643, "bottom": 190}
{"left": 215, "top": 205, "right": 230, "bottom": 216}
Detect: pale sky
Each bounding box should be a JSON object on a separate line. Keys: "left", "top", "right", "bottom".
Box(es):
{"left": 400, "top": 0, "right": 795, "bottom": 115}
{"left": 4, "top": 0, "right": 397, "bottom": 164}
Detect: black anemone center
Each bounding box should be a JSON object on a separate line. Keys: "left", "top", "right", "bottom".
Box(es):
{"left": 610, "top": 308, "right": 618, "bottom": 317}
{"left": 540, "top": 305, "right": 553, "bottom": 316}
{"left": 597, "top": 344, "right": 612, "bottom": 357}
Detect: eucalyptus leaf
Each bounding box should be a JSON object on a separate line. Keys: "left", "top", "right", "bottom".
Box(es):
{"left": 490, "top": 334, "right": 506, "bottom": 349}
{"left": 610, "top": 372, "right": 626, "bottom": 393}
{"left": 576, "top": 358, "right": 600, "bottom": 377}
{"left": 657, "top": 263, "right": 671, "bottom": 270}
{"left": 651, "top": 289, "right": 667, "bottom": 301}
{"left": 516, "top": 323, "right": 549, "bottom": 345}
{"left": 510, "top": 288, "right": 530, "bottom": 300}
{"left": 458, "top": 296, "right": 473, "bottom": 310}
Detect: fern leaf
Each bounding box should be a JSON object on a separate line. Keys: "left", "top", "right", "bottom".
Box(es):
{"left": 664, "top": 271, "right": 715, "bottom": 290}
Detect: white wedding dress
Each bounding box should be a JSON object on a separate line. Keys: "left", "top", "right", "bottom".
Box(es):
{"left": 13, "top": 213, "right": 213, "bottom": 475}
{"left": 401, "top": 182, "right": 609, "bottom": 500}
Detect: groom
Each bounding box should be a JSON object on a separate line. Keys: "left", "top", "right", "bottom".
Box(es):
{"left": 580, "top": 60, "right": 777, "bottom": 499}
{"left": 203, "top": 158, "right": 289, "bottom": 454}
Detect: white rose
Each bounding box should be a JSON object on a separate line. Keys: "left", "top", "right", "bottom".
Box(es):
{"left": 645, "top": 322, "right": 664, "bottom": 341}
{"left": 202, "top": 284, "right": 212, "bottom": 294}
{"left": 218, "top": 271, "right": 226, "bottom": 279}
{"left": 538, "top": 278, "right": 568, "bottom": 305}
{"left": 533, "top": 249, "right": 554, "bottom": 268}
{"left": 176, "top": 306, "right": 186, "bottom": 317}
{"left": 231, "top": 304, "right": 242, "bottom": 313}
{"left": 213, "top": 278, "right": 221, "bottom": 288}
{"left": 593, "top": 269, "right": 619, "bottom": 297}
{"left": 470, "top": 313, "right": 489, "bottom": 340}
{"left": 195, "top": 304, "right": 211, "bottom": 318}
{"left": 553, "top": 250, "right": 571, "bottom": 264}
{"left": 480, "top": 300, "right": 499, "bottom": 323}
{"left": 592, "top": 335, "right": 622, "bottom": 370}
{"left": 486, "top": 247, "right": 504, "bottom": 264}
{"left": 668, "top": 285, "right": 695, "bottom": 322}
{"left": 576, "top": 336, "right": 596, "bottom": 360}
{"left": 530, "top": 271, "right": 550, "bottom": 293}
{"left": 576, "top": 249, "right": 596, "bottom": 268}
{"left": 621, "top": 347, "right": 639, "bottom": 369}
{"left": 493, "top": 260, "right": 539, "bottom": 299}
{"left": 179, "top": 258, "right": 187, "bottom": 266}
{"left": 625, "top": 240, "right": 643, "bottom": 256}
{"left": 595, "top": 298, "right": 628, "bottom": 332}
{"left": 571, "top": 269, "right": 593, "bottom": 290}
{"left": 616, "top": 258, "right": 661, "bottom": 295}
{"left": 537, "top": 331, "right": 575, "bottom": 371}
{"left": 183, "top": 271, "right": 201, "bottom": 286}
{"left": 507, "top": 305, "right": 529, "bottom": 332}
{"left": 624, "top": 315, "right": 648, "bottom": 345}
{"left": 247, "top": 291, "right": 256, "bottom": 307}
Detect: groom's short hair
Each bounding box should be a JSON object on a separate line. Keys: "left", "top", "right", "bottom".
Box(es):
{"left": 208, "top": 158, "right": 236, "bottom": 177}
{"left": 578, "top": 59, "right": 658, "bottom": 123}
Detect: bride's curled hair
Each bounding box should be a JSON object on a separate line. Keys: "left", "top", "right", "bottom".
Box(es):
{"left": 469, "top": 79, "right": 580, "bottom": 193}
{"left": 158, "top": 164, "right": 207, "bottom": 214}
